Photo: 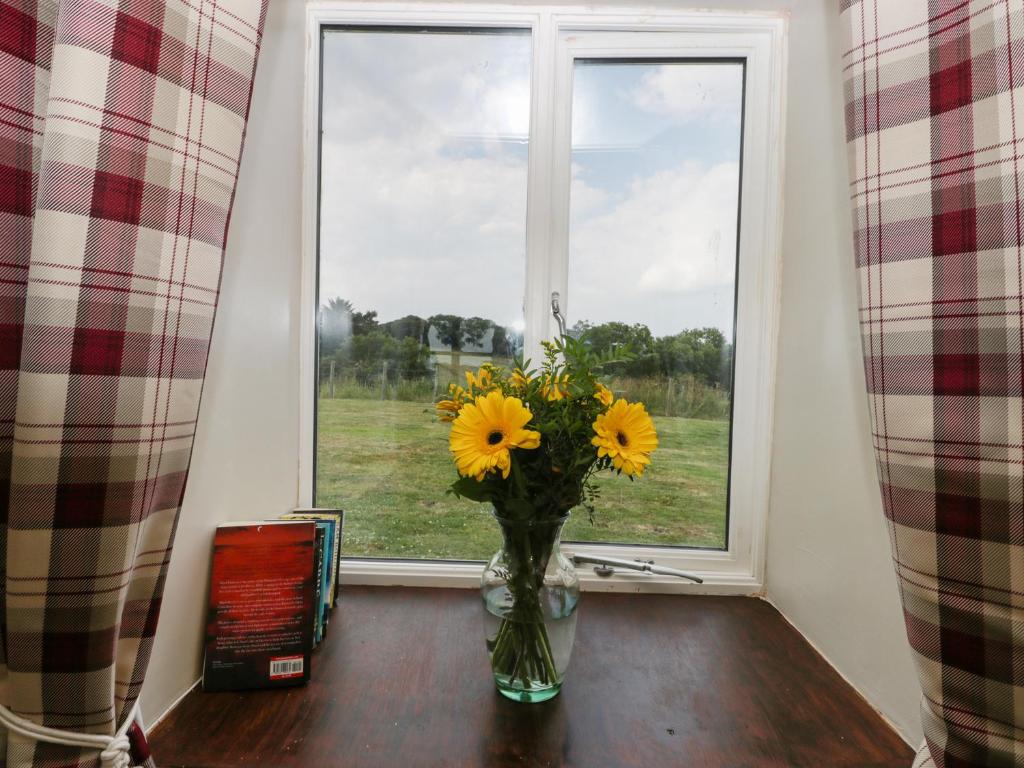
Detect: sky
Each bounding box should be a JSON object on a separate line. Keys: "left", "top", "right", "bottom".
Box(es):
{"left": 318, "top": 29, "right": 743, "bottom": 340}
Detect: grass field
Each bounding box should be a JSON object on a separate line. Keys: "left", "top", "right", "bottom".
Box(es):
{"left": 316, "top": 398, "right": 729, "bottom": 561}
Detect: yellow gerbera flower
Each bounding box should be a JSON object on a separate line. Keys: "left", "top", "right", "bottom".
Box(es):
{"left": 465, "top": 366, "right": 494, "bottom": 394}
{"left": 591, "top": 399, "right": 658, "bottom": 477}
{"left": 594, "top": 382, "right": 614, "bottom": 407}
{"left": 450, "top": 391, "right": 541, "bottom": 480}
{"left": 541, "top": 374, "right": 570, "bottom": 401}
{"left": 436, "top": 384, "right": 468, "bottom": 422}
{"left": 436, "top": 399, "right": 462, "bottom": 422}
{"left": 510, "top": 368, "right": 531, "bottom": 389}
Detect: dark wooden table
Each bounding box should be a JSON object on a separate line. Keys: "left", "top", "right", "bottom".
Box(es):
{"left": 151, "top": 586, "right": 913, "bottom": 767}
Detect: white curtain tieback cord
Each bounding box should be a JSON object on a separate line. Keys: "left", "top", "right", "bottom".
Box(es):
{"left": 0, "top": 700, "right": 141, "bottom": 768}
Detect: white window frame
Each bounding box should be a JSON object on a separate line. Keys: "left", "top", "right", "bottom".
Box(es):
{"left": 299, "top": 2, "right": 788, "bottom": 594}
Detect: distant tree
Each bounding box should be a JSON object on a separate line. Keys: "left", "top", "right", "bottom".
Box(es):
{"left": 463, "top": 317, "right": 491, "bottom": 349}
{"left": 319, "top": 298, "right": 378, "bottom": 357}
{"left": 351, "top": 309, "right": 378, "bottom": 336}
{"left": 384, "top": 315, "right": 429, "bottom": 343}
{"left": 576, "top": 321, "right": 653, "bottom": 355}
{"left": 575, "top": 321, "right": 657, "bottom": 375}
{"left": 572, "top": 320, "right": 733, "bottom": 387}
{"left": 393, "top": 336, "right": 432, "bottom": 379}
{"left": 428, "top": 314, "right": 491, "bottom": 370}
{"left": 655, "top": 328, "right": 732, "bottom": 389}
{"left": 490, "top": 324, "right": 520, "bottom": 359}
{"left": 319, "top": 298, "right": 352, "bottom": 357}
{"left": 568, "top": 320, "right": 592, "bottom": 340}
{"left": 317, "top": 299, "right": 433, "bottom": 386}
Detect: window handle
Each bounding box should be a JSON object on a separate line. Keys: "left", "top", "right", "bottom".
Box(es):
{"left": 570, "top": 554, "right": 704, "bottom": 583}
{"left": 551, "top": 292, "right": 566, "bottom": 338}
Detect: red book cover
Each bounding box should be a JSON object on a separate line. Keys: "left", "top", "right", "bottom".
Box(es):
{"left": 202, "top": 521, "right": 316, "bottom": 691}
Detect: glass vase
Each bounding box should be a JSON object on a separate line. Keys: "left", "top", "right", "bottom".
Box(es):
{"left": 481, "top": 512, "right": 580, "bottom": 703}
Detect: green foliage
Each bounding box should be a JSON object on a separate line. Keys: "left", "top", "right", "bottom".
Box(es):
{"left": 317, "top": 298, "right": 731, "bottom": 423}
{"left": 654, "top": 327, "right": 733, "bottom": 390}
{"left": 319, "top": 298, "right": 431, "bottom": 384}
{"left": 321, "top": 331, "right": 431, "bottom": 383}
{"left": 319, "top": 298, "right": 379, "bottom": 357}
{"left": 572, "top": 319, "right": 733, "bottom": 391}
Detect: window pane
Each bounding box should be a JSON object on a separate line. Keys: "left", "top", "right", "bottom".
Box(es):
{"left": 316, "top": 28, "right": 531, "bottom": 559}
{"left": 562, "top": 60, "right": 744, "bottom": 550}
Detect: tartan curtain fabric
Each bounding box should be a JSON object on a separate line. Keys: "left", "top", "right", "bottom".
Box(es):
{"left": 841, "top": 2, "right": 1024, "bottom": 766}
{"left": 0, "top": 1, "right": 266, "bottom": 766}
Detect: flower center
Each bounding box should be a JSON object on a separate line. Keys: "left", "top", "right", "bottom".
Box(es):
{"left": 487, "top": 430, "right": 504, "bottom": 446}
{"left": 616, "top": 431, "right": 629, "bottom": 447}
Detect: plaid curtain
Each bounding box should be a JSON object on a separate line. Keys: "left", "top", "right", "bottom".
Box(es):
{"left": 0, "top": 1, "right": 267, "bottom": 766}
{"left": 841, "top": 2, "right": 1024, "bottom": 766}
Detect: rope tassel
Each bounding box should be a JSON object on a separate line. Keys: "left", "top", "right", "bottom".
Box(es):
{"left": 0, "top": 700, "right": 142, "bottom": 768}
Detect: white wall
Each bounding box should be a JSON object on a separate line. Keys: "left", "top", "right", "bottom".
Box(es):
{"left": 758, "top": 0, "right": 924, "bottom": 745}
{"left": 141, "top": 0, "right": 924, "bottom": 747}
{"left": 141, "top": 0, "right": 306, "bottom": 726}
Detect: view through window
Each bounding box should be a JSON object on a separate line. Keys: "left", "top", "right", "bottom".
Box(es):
{"left": 560, "top": 59, "right": 743, "bottom": 549}
{"left": 316, "top": 28, "right": 743, "bottom": 560}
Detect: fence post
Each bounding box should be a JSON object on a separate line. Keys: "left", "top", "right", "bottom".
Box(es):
{"left": 380, "top": 360, "right": 388, "bottom": 400}
{"left": 329, "top": 360, "right": 335, "bottom": 399}
{"left": 666, "top": 377, "right": 674, "bottom": 417}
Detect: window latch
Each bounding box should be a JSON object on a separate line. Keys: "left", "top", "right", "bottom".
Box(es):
{"left": 570, "top": 554, "right": 704, "bottom": 584}
{"left": 551, "top": 292, "right": 566, "bottom": 338}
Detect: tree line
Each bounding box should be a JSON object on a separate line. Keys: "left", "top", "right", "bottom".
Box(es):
{"left": 318, "top": 298, "right": 733, "bottom": 392}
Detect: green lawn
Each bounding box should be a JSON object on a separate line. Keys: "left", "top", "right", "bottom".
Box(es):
{"left": 316, "top": 398, "right": 729, "bottom": 560}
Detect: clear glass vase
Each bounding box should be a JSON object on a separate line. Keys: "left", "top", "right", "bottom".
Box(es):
{"left": 481, "top": 512, "right": 580, "bottom": 703}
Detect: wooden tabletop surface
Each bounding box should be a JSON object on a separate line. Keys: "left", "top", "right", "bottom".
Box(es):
{"left": 150, "top": 585, "right": 913, "bottom": 768}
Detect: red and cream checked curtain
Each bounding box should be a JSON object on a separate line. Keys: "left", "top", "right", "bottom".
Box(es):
{"left": 0, "top": 1, "right": 266, "bottom": 766}
{"left": 841, "top": 2, "right": 1024, "bottom": 766}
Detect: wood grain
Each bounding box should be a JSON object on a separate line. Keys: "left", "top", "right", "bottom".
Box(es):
{"left": 150, "top": 586, "right": 913, "bottom": 767}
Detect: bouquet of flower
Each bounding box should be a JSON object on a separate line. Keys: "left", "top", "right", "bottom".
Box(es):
{"left": 434, "top": 337, "right": 658, "bottom": 698}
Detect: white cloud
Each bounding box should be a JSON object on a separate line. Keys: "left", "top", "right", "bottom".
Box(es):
{"left": 320, "top": 136, "right": 528, "bottom": 325}
{"left": 567, "top": 160, "right": 740, "bottom": 333}
{"left": 318, "top": 31, "right": 532, "bottom": 327}
{"left": 318, "top": 34, "right": 741, "bottom": 337}
{"left": 629, "top": 64, "right": 744, "bottom": 124}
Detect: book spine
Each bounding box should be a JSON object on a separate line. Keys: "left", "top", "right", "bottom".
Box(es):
{"left": 333, "top": 512, "right": 344, "bottom": 607}
{"left": 312, "top": 526, "right": 325, "bottom": 646}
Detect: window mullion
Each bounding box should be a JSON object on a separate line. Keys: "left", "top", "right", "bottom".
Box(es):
{"left": 522, "top": 11, "right": 558, "bottom": 367}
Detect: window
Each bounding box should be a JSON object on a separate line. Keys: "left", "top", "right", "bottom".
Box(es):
{"left": 563, "top": 58, "right": 742, "bottom": 550}
{"left": 315, "top": 27, "right": 531, "bottom": 560}
{"left": 300, "top": 6, "right": 786, "bottom": 591}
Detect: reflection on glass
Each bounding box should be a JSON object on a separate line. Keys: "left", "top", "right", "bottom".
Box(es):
{"left": 561, "top": 60, "right": 744, "bottom": 550}
{"left": 315, "top": 29, "right": 531, "bottom": 559}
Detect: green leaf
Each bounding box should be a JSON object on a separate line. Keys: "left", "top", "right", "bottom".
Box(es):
{"left": 449, "top": 476, "right": 493, "bottom": 503}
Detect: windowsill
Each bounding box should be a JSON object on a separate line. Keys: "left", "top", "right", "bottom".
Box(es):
{"left": 151, "top": 586, "right": 911, "bottom": 767}
{"left": 337, "top": 554, "right": 762, "bottom": 593}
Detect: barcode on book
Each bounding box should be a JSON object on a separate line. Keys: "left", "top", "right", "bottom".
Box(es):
{"left": 269, "top": 656, "right": 304, "bottom": 680}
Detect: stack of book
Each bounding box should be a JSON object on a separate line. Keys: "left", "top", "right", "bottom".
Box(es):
{"left": 201, "top": 508, "right": 344, "bottom": 692}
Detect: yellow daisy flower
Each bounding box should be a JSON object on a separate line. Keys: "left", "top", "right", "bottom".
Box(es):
{"left": 594, "top": 382, "right": 614, "bottom": 407}
{"left": 450, "top": 391, "right": 541, "bottom": 481}
{"left": 591, "top": 399, "right": 658, "bottom": 477}
{"left": 541, "top": 374, "right": 570, "bottom": 401}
